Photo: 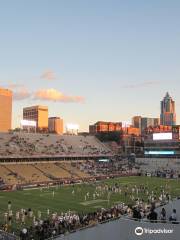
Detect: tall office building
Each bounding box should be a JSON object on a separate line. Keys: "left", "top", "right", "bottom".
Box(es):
{"left": 132, "top": 116, "right": 142, "bottom": 129}
{"left": 23, "top": 105, "right": 48, "bottom": 131}
{"left": 48, "top": 117, "right": 63, "bottom": 134}
{"left": 141, "top": 117, "right": 159, "bottom": 132}
{"left": 132, "top": 116, "right": 159, "bottom": 133}
{"left": 160, "top": 92, "right": 176, "bottom": 126}
{"left": 0, "top": 88, "right": 12, "bottom": 132}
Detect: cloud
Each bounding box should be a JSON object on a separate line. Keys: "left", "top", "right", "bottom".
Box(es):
{"left": 13, "top": 88, "right": 31, "bottom": 100}
{"left": 2, "top": 82, "right": 84, "bottom": 103}
{"left": 2, "top": 84, "right": 31, "bottom": 100}
{"left": 6, "top": 83, "right": 25, "bottom": 89}
{"left": 122, "top": 81, "right": 160, "bottom": 89}
{"left": 40, "top": 69, "right": 56, "bottom": 81}
{"left": 33, "top": 88, "right": 84, "bottom": 103}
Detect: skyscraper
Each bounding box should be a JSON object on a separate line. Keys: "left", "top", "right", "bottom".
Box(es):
{"left": 132, "top": 116, "right": 159, "bottom": 133}
{"left": 141, "top": 117, "right": 159, "bottom": 132}
{"left": 0, "top": 88, "right": 12, "bottom": 132}
{"left": 23, "top": 105, "right": 48, "bottom": 132}
{"left": 48, "top": 117, "right": 63, "bottom": 134}
{"left": 132, "top": 116, "right": 142, "bottom": 129}
{"left": 160, "top": 92, "right": 176, "bottom": 126}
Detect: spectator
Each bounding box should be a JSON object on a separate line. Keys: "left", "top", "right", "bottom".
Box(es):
{"left": 147, "top": 207, "right": 158, "bottom": 222}
{"left": 132, "top": 207, "right": 141, "bottom": 220}
{"left": 169, "top": 209, "right": 177, "bottom": 222}
{"left": 160, "top": 207, "right": 166, "bottom": 222}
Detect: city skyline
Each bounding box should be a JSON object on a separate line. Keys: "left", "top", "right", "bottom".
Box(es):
{"left": 0, "top": 0, "right": 180, "bottom": 131}
{"left": 1, "top": 88, "right": 177, "bottom": 132}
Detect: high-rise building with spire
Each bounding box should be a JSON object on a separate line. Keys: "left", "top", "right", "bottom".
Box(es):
{"left": 160, "top": 92, "right": 176, "bottom": 126}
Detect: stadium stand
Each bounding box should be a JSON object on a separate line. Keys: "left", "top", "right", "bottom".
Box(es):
{"left": 76, "top": 159, "right": 138, "bottom": 177}
{"left": 0, "top": 165, "right": 22, "bottom": 185}
{"left": 136, "top": 158, "right": 180, "bottom": 177}
{"left": 0, "top": 133, "right": 112, "bottom": 158}
{"left": 34, "top": 162, "right": 72, "bottom": 179}
{"left": 0, "top": 159, "right": 138, "bottom": 186}
{"left": 6, "top": 164, "right": 51, "bottom": 184}
{"left": 0, "top": 132, "right": 115, "bottom": 187}
{"left": 56, "top": 162, "right": 90, "bottom": 178}
{"left": 0, "top": 162, "right": 89, "bottom": 185}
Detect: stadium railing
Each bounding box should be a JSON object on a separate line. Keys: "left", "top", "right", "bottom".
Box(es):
{"left": 121, "top": 215, "right": 180, "bottom": 224}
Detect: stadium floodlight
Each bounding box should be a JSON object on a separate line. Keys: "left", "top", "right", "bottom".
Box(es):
{"left": 66, "top": 123, "right": 79, "bottom": 131}
{"left": 122, "top": 121, "right": 131, "bottom": 128}
{"left": 153, "top": 132, "right": 172, "bottom": 140}
{"left": 20, "top": 119, "right": 37, "bottom": 133}
{"left": 20, "top": 120, "right": 36, "bottom": 127}
{"left": 66, "top": 123, "right": 79, "bottom": 135}
{"left": 66, "top": 123, "right": 79, "bottom": 130}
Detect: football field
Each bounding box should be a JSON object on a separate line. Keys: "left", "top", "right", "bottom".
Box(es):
{"left": 0, "top": 176, "right": 180, "bottom": 215}
{"left": 0, "top": 176, "right": 180, "bottom": 232}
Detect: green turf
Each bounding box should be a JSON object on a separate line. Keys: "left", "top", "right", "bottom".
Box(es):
{"left": 0, "top": 176, "right": 180, "bottom": 233}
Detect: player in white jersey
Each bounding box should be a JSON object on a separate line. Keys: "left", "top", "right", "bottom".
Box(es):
{"left": 37, "top": 210, "right": 41, "bottom": 219}
{"left": 16, "top": 211, "right": 20, "bottom": 222}
{"left": 47, "top": 209, "right": 50, "bottom": 216}
{"left": 8, "top": 201, "right": 11, "bottom": 211}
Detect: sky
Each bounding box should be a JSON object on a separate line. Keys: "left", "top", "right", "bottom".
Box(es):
{"left": 0, "top": 0, "right": 180, "bottom": 131}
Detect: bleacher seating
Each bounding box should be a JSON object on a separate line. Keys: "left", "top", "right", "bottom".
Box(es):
{"left": 0, "top": 132, "right": 114, "bottom": 186}
{"left": 0, "top": 165, "right": 22, "bottom": 185}
{"left": 0, "top": 161, "right": 92, "bottom": 185}
{"left": 6, "top": 164, "right": 51, "bottom": 183}
{"left": 57, "top": 162, "right": 90, "bottom": 178}
{"left": 0, "top": 133, "right": 112, "bottom": 157}
{"left": 136, "top": 158, "right": 180, "bottom": 175}
{"left": 34, "top": 162, "right": 72, "bottom": 179}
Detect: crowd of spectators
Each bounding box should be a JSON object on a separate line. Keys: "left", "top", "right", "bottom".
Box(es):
{"left": 15, "top": 201, "right": 179, "bottom": 240}
{"left": 132, "top": 204, "right": 178, "bottom": 223}
{"left": 18, "top": 204, "right": 128, "bottom": 240}
{"left": 78, "top": 160, "right": 138, "bottom": 176}
{"left": 137, "top": 158, "right": 180, "bottom": 178}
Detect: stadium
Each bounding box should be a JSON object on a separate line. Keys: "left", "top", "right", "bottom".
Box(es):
{"left": 0, "top": 132, "right": 179, "bottom": 240}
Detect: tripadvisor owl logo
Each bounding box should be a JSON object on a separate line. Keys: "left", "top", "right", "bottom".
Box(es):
{"left": 135, "top": 227, "right": 144, "bottom": 236}
{"left": 134, "top": 226, "right": 174, "bottom": 236}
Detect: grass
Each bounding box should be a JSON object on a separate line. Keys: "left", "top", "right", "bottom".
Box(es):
{"left": 0, "top": 176, "right": 179, "bottom": 233}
